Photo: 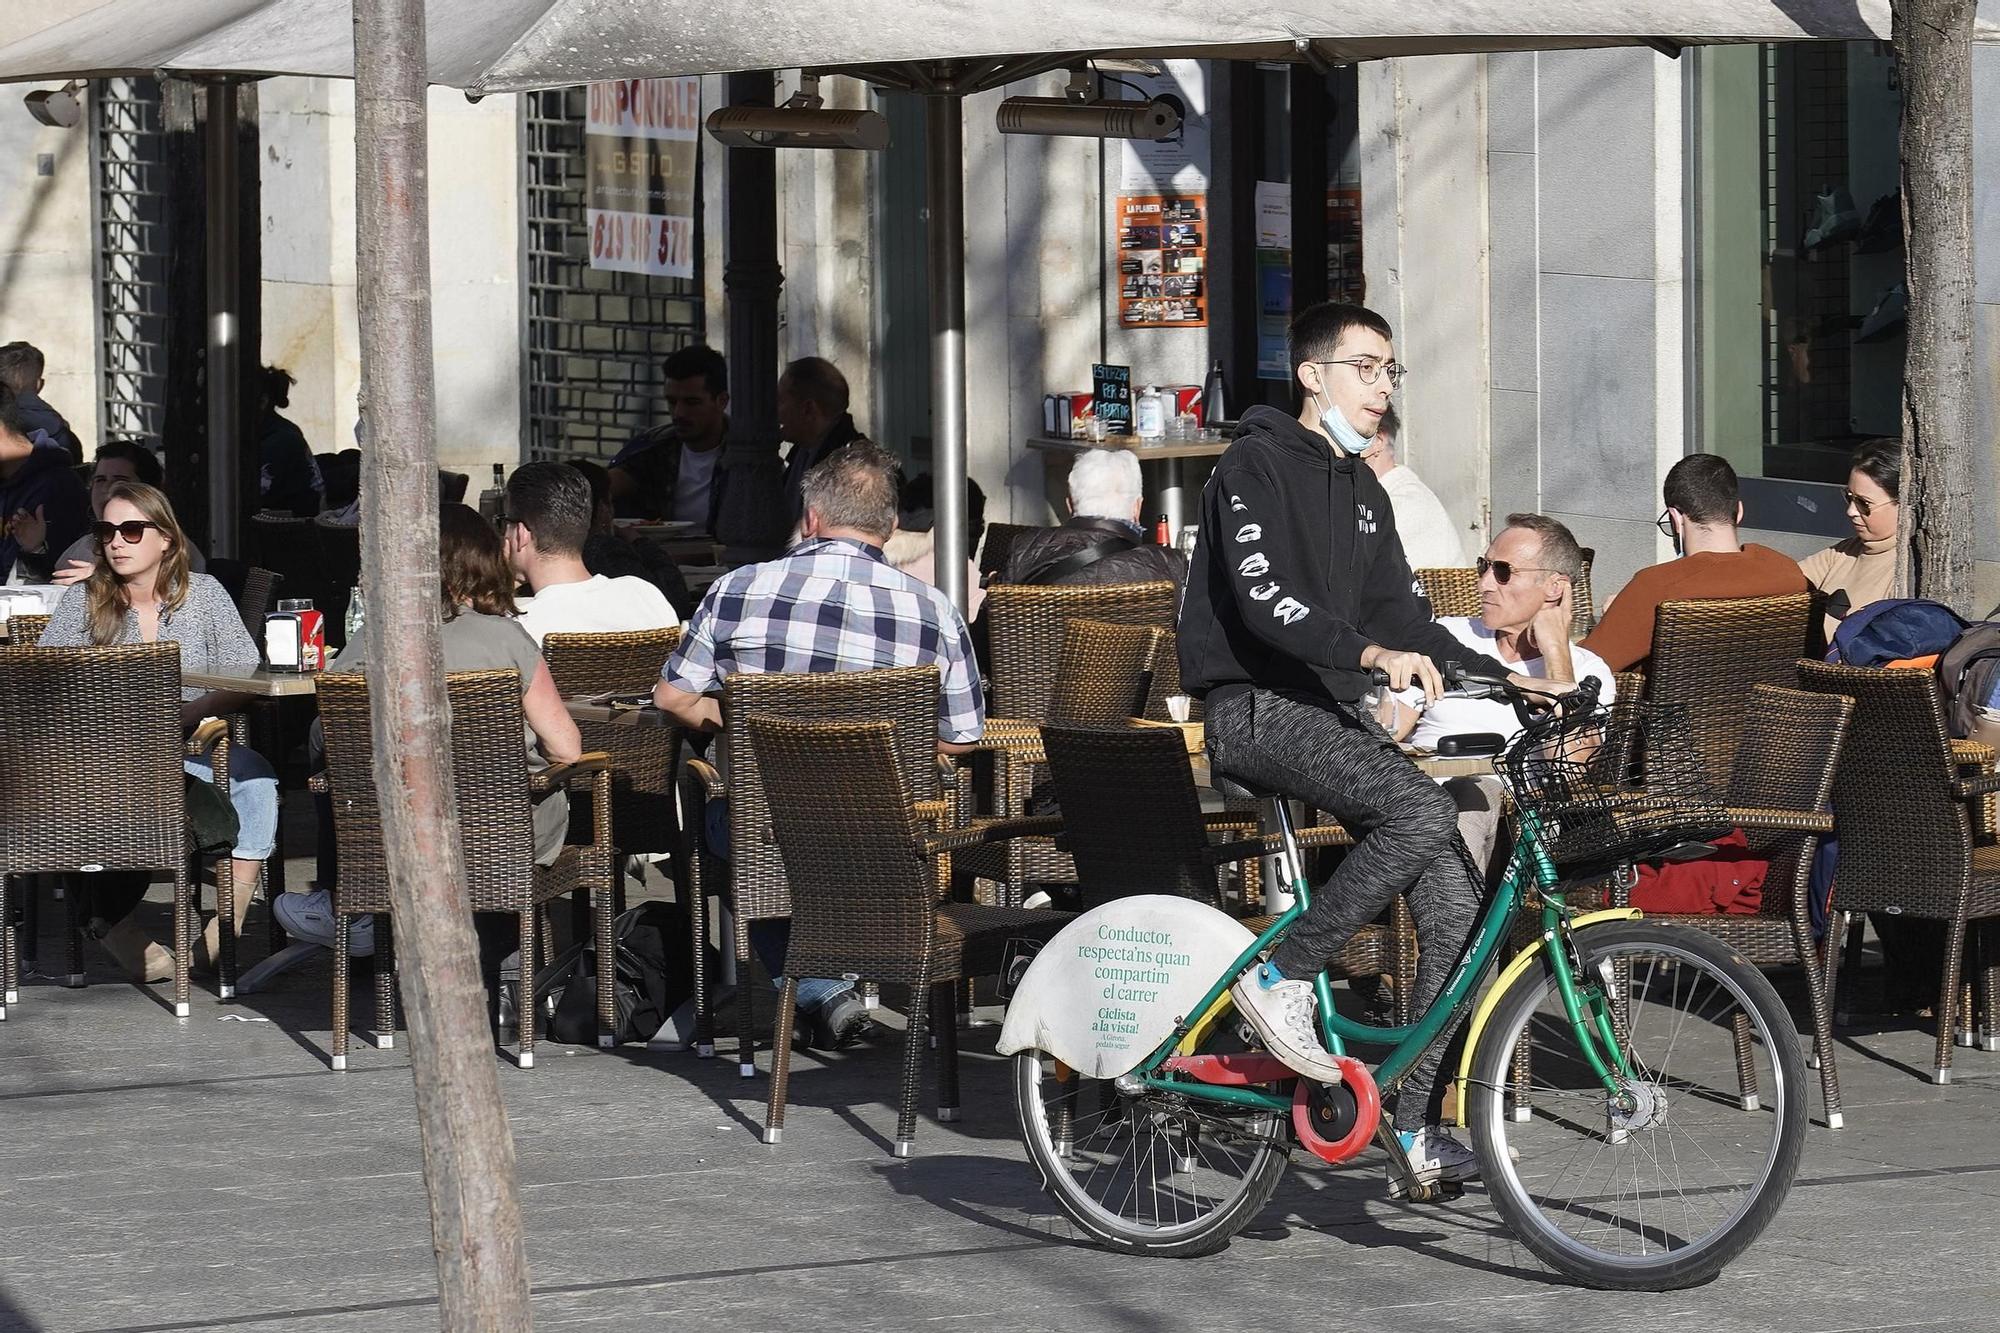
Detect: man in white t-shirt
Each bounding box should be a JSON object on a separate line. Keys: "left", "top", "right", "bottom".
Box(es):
{"left": 1359, "top": 405, "right": 1470, "bottom": 569}
{"left": 1377, "top": 512, "right": 1615, "bottom": 873}
{"left": 504, "top": 461, "right": 679, "bottom": 645}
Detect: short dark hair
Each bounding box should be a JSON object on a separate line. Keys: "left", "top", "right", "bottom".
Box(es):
{"left": 1502, "top": 512, "right": 1585, "bottom": 583}
{"left": 505, "top": 460, "right": 593, "bottom": 557}
{"left": 781, "top": 356, "right": 850, "bottom": 416}
{"left": 897, "top": 471, "right": 987, "bottom": 555}
{"left": 257, "top": 365, "right": 296, "bottom": 410}
{"left": 662, "top": 345, "right": 727, "bottom": 397}
{"left": 0, "top": 341, "right": 44, "bottom": 394}
{"left": 95, "top": 440, "right": 165, "bottom": 490}
{"left": 0, "top": 381, "right": 24, "bottom": 437}
{"left": 1288, "top": 302, "right": 1394, "bottom": 374}
{"left": 438, "top": 503, "right": 517, "bottom": 621}
{"left": 1851, "top": 437, "right": 1901, "bottom": 502}
{"left": 1663, "top": 454, "right": 1740, "bottom": 525}
{"left": 801, "top": 440, "right": 900, "bottom": 540}
{"left": 568, "top": 458, "right": 612, "bottom": 511}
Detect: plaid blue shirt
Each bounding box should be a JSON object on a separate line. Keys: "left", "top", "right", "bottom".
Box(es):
{"left": 662, "top": 536, "right": 985, "bottom": 743}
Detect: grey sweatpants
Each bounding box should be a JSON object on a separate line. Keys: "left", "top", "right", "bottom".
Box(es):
{"left": 1206, "top": 688, "right": 1482, "bottom": 1131}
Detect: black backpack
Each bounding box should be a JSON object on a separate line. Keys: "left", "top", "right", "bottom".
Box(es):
{"left": 534, "top": 900, "right": 698, "bottom": 1047}
{"left": 1938, "top": 623, "right": 2000, "bottom": 748}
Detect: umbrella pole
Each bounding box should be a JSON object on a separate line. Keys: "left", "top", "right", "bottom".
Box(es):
{"left": 203, "top": 80, "right": 241, "bottom": 559}
{"left": 351, "top": 1, "right": 532, "bottom": 1327}
{"left": 925, "top": 92, "right": 969, "bottom": 612}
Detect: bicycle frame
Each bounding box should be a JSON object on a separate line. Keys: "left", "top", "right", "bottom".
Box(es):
{"left": 1131, "top": 806, "right": 1638, "bottom": 1116}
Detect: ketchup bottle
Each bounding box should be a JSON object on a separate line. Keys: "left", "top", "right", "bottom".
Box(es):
{"left": 1153, "top": 514, "right": 1171, "bottom": 545}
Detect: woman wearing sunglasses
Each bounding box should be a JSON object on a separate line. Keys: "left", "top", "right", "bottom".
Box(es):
{"left": 1798, "top": 438, "right": 1900, "bottom": 644}
{"left": 38, "top": 481, "right": 277, "bottom": 982}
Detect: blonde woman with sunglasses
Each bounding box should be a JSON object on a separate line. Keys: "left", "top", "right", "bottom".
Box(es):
{"left": 39, "top": 481, "right": 277, "bottom": 982}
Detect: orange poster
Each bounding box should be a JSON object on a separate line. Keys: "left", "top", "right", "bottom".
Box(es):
{"left": 1116, "top": 194, "right": 1208, "bottom": 328}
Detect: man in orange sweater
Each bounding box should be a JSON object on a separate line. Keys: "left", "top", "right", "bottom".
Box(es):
{"left": 1581, "top": 454, "right": 1807, "bottom": 672}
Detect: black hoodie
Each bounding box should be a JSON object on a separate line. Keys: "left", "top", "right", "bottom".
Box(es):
{"left": 1177, "top": 405, "right": 1507, "bottom": 706}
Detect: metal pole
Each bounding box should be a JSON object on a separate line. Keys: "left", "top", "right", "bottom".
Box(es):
{"left": 203, "top": 80, "right": 240, "bottom": 559}
{"left": 721, "top": 70, "right": 786, "bottom": 560}
{"left": 925, "top": 91, "right": 968, "bottom": 612}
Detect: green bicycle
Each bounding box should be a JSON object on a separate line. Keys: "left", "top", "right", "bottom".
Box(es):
{"left": 997, "top": 669, "right": 1808, "bottom": 1290}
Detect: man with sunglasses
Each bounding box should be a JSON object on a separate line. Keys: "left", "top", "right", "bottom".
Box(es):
{"left": 1180, "top": 301, "right": 1535, "bottom": 1197}
{"left": 1579, "top": 454, "right": 1805, "bottom": 673}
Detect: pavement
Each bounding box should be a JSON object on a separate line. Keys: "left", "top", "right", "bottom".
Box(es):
{"left": 4, "top": 872, "right": 1999, "bottom": 1333}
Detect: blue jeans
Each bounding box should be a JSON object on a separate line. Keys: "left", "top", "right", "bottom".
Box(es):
{"left": 707, "top": 798, "right": 854, "bottom": 1017}
{"left": 185, "top": 746, "right": 279, "bottom": 861}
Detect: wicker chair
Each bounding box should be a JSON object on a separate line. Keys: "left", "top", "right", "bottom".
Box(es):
{"left": 316, "top": 670, "right": 616, "bottom": 1068}
{"left": 250, "top": 513, "right": 327, "bottom": 612}
{"left": 1416, "top": 567, "right": 1480, "bottom": 619}
{"left": 983, "top": 580, "right": 1178, "bottom": 721}
{"left": 1799, "top": 660, "right": 2000, "bottom": 1084}
{"left": 961, "top": 619, "right": 1163, "bottom": 902}
{"left": 683, "top": 664, "right": 950, "bottom": 1074}
{"left": 977, "top": 522, "right": 1045, "bottom": 582}
{"left": 542, "top": 627, "right": 686, "bottom": 894}
{"left": 1645, "top": 595, "right": 1815, "bottom": 782}
{"left": 4, "top": 614, "right": 49, "bottom": 646}
{"left": 1598, "top": 685, "right": 1853, "bottom": 1126}
{"left": 746, "top": 713, "right": 1072, "bottom": 1156}
{"left": 313, "top": 518, "right": 361, "bottom": 648}
{"left": 235, "top": 568, "right": 282, "bottom": 639}
{"left": 0, "top": 643, "right": 231, "bottom": 1018}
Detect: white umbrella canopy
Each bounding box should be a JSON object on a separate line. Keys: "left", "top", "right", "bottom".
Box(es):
{"left": 0, "top": 0, "right": 1984, "bottom": 92}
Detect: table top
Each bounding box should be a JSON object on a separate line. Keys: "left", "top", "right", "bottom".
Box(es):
{"left": 1025, "top": 433, "right": 1231, "bottom": 461}
{"left": 183, "top": 667, "right": 323, "bottom": 697}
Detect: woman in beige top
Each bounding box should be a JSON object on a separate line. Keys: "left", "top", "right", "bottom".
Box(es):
{"left": 1799, "top": 438, "right": 1899, "bottom": 645}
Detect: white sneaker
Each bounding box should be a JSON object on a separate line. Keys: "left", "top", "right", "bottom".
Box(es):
{"left": 1229, "top": 962, "right": 1345, "bottom": 1085}
{"left": 1392, "top": 1126, "right": 1480, "bottom": 1196}
{"left": 272, "top": 889, "right": 376, "bottom": 957}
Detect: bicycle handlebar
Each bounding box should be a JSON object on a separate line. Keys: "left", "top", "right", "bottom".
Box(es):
{"left": 1366, "top": 661, "right": 1600, "bottom": 711}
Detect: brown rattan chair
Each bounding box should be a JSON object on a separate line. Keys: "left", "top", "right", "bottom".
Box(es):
{"left": 235, "top": 567, "right": 282, "bottom": 639}
{"left": 542, "top": 627, "right": 686, "bottom": 890}
{"left": 316, "top": 670, "right": 616, "bottom": 1068}
{"left": 1416, "top": 567, "right": 1480, "bottom": 618}
{"left": 4, "top": 613, "right": 49, "bottom": 646}
{"left": 1799, "top": 660, "right": 2000, "bottom": 1084}
{"left": 746, "top": 713, "right": 1072, "bottom": 1156}
{"left": 683, "top": 664, "right": 950, "bottom": 1074}
{"left": 961, "top": 619, "right": 1163, "bottom": 902}
{"left": 1597, "top": 684, "right": 1853, "bottom": 1126}
{"left": 1644, "top": 594, "right": 1815, "bottom": 782}
{"left": 0, "top": 642, "right": 231, "bottom": 1018}
{"left": 983, "top": 580, "right": 1178, "bottom": 721}
{"left": 1571, "top": 547, "right": 1597, "bottom": 636}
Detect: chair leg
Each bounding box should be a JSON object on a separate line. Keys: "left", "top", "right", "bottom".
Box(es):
{"left": 896, "top": 976, "right": 933, "bottom": 1157}
{"left": 1933, "top": 914, "right": 1970, "bottom": 1085}
{"left": 517, "top": 910, "right": 537, "bottom": 1069}
{"left": 689, "top": 866, "right": 715, "bottom": 1058}
{"left": 171, "top": 865, "right": 192, "bottom": 1018}
{"left": 595, "top": 885, "right": 617, "bottom": 1049}
{"left": 373, "top": 914, "right": 396, "bottom": 1049}
{"left": 331, "top": 904, "right": 352, "bottom": 1071}
{"left": 1, "top": 876, "right": 15, "bottom": 1017}
{"left": 1793, "top": 917, "right": 1844, "bottom": 1128}
{"left": 1980, "top": 920, "right": 2000, "bottom": 1053}
{"left": 763, "top": 979, "right": 798, "bottom": 1144}
{"left": 215, "top": 857, "right": 239, "bottom": 1000}
{"left": 1958, "top": 925, "right": 1983, "bottom": 1048}
{"left": 738, "top": 952, "right": 757, "bottom": 1078}
{"left": 932, "top": 983, "right": 961, "bottom": 1122}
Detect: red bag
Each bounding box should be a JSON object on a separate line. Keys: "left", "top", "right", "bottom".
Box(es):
{"left": 1630, "top": 829, "right": 1768, "bottom": 915}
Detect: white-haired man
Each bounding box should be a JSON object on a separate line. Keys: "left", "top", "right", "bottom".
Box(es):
{"left": 999, "top": 447, "right": 1187, "bottom": 586}
{"left": 1358, "top": 405, "right": 1469, "bottom": 569}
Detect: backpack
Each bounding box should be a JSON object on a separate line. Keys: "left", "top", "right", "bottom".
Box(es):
{"left": 533, "top": 899, "right": 701, "bottom": 1046}
{"left": 1938, "top": 623, "right": 2000, "bottom": 748}
{"left": 1826, "top": 597, "right": 1967, "bottom": 667}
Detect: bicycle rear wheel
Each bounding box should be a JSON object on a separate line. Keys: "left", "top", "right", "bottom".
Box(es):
{"left": 1014, "top": 1017, "right": 1290, "bottom": 1257}
{"left": 1467, "top": 921, "right": 1806, "bottom": 1289}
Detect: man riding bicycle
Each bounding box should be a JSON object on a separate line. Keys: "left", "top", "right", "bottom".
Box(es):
{"left": 1178, "top": 301, "right": 1554, "bottom": 1195}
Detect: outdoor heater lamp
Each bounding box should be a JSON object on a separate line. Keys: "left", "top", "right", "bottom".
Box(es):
{"left": 706, "top": 75, "right": 889, "bottom": 150}
{"left": 995, "top": 95, "right": 1182, "bottom": 140}
{"left": 23, "top": 81, "right": 84, "bottom": 129}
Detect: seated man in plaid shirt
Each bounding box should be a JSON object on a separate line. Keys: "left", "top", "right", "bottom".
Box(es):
{"left": 654, "top": 440, "right": 984, "bottom": 1048}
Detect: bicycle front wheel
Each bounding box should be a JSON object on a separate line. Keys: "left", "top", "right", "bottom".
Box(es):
{"left": 1466, "top": 921, "right": 1806, "bottom": 1290}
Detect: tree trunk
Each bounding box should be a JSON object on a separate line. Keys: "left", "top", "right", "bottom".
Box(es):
{"left": 1894, "top": 0, "right": 1978, "bottom": 612}
{"left": 351, "top": 2, "right": 533, "bottom": 1328}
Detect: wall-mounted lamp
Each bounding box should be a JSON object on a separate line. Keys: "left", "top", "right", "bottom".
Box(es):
{"left": 25, "top": 81, "right": 85, "bottom": 129}
{"left": 706, "top": 74, "right": 889, "bottom": 150}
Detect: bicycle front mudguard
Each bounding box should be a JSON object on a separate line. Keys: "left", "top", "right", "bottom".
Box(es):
{"left": 995, "top": 895, "right": 1257, "bottom": 1079}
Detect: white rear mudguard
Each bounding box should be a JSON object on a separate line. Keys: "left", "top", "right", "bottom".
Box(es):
{"left": 996, "top": 895, "right": 1257, "bottom": 1079}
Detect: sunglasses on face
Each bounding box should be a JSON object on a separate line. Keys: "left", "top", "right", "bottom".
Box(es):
{"left": 93, "top": 520, "right": 162, "bottom": 546}
{"left": 1845, "top": 491, "right": 1895, "bottom": 518}
{"left": 1476, "top": 557, "right": 1557, "bottom": 585}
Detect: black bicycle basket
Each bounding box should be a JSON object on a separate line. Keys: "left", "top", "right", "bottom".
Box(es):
{"left": 1500, "top": 694, "right": 1731, "bottom": 878}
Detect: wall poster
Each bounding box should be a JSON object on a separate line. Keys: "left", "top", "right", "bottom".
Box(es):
{"left": 585, "top": 78, "right": 701, "bottom": 278}
{"left": 1116, "top": 194, "right": 1208, "bottom": 328}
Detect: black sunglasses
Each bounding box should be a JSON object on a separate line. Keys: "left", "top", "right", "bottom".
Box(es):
{"left": 1476, "top": 557, "right": 1558, "bottom": 585}
{"left": 93, "top": 520, "right": 162, "bottom": 546}
{"left": 1844, "top": 490, "right": 1894, "bottom": 518}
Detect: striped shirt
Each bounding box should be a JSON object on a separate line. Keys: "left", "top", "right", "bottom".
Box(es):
{"left": 662, "top": 536, "right": 984, "bottom": 744}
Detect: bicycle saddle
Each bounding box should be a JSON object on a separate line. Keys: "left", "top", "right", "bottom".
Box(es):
{"left": 1209, "top": 769, "right": 1283, "bottom": 804}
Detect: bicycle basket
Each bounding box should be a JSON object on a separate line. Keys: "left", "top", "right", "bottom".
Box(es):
{"left": 1500, "top": 695, "right": 1731, "bottom": 878}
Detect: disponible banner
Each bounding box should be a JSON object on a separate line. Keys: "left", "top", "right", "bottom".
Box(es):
{"left": 585, "top": 78, "right": 700, "bottom": 279}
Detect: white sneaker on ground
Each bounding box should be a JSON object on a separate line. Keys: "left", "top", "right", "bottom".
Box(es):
{"left": 1392, "top": 1126, "right": 1480, "bottom": 1197}
{"left": 1229, "top": 961, "right": 1345, "bottom": 1085}
{"left": 272, "top": 889, "right": 376, "bottom": 957}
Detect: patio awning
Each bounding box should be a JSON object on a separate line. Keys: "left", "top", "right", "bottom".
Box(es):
{"left": 3, "top": 1, "right": 1992, "bottom": 93}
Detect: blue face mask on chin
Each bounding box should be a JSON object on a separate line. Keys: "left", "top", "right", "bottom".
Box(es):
{"left": 1313, "top": 390, "right": 1372, "bottom": 455}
